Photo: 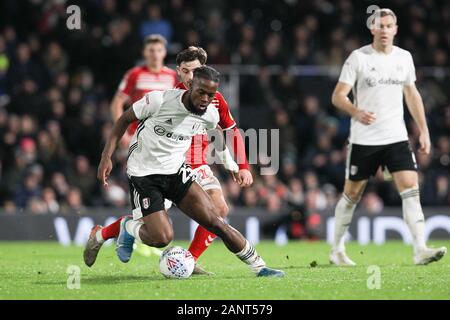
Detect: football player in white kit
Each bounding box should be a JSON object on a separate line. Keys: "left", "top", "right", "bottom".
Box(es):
{"left": 97, "top": 66, "right": 284, "bottom": 277}
{"left": 330, "top": 8, "right": 447, "bottom": 266}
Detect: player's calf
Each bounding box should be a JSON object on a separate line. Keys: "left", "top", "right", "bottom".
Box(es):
{"left": 189, "top": 225, "right": 217, "bottom": 260}
{"left": 100, "top": 215, "right": 130, "bottom": 240}
{"left": 188, "top": 192, "right": 227, "bottom": 260}
{"left": 400, "top": 187, "right": 427, "bottom": 254}
{"left": 200, "top": 214, "right": 244, "bottom": 252}
{"left": 332, "top": 193, "right": 360, "bottom": 254}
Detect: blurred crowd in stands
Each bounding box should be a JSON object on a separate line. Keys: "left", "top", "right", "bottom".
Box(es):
{"left": 0, "top": 0, "right": 449, "bottom": 228}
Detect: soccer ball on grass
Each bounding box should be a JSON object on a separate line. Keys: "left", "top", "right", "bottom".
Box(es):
{"left": 159, "top": 246, "right": 195, "bottom": 279}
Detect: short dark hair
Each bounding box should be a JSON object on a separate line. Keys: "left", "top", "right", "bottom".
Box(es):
{"left": 193, "top": 66, "right": 220, "bottom": 83}
{"left": 176, "top": 46, "right": 208, "bottom": 66}
{"left": 144, "top": 34, "right": 167, "bottom": 47}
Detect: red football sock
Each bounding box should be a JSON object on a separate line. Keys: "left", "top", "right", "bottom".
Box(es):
{"left": 101, "top": 215, "right": 129, "bottom": 240}
{"left": 188, "top": 225, "right": 217, "bottom": 260}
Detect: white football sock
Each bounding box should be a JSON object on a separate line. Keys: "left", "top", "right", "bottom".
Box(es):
{"left": 400, "top": 188, "right": 426, "bottom": 253}
{"left": 125, "top": 219, "right": 143, "bottom": 243}
{"left": 333, "top": 194, "right": 358, "bottom": 252}
{"left": 235, "top": 240, "right": 266, "bottom": 274}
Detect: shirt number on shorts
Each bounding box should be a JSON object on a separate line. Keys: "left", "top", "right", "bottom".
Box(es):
{"left": 179, "top": 165, "right": 196, "bottom": 184}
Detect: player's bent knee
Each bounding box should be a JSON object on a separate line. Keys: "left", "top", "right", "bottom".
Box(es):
{"left": 347, "top": 194, "right": 360, "bottom": 203}
{"left": 152, "top": 231, "right": 173, "bottom": 248}
{"left": 217, "top": 202, "right": 229, "bottom": 218}
{"left": 343, "top": 186, "right": 364, "bottom": 202}
{"left": 344, "top": 180, "right": 366, "bottom": 201}
{"left": 152, "top": 240, "right": 171, "bottom": 248}
{"left": 401, "top": 182, "right": 419, "bottom": 190}
{"left": 204, "top": 201, "right": 220, "bottom": 220}
{"left": 343, "top": 191, "right": 361, "bottom": 204}
{"left": 208, "top": 191, "right": 229, "bottom": 218}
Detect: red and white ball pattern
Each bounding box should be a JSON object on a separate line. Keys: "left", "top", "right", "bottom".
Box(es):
{"left": 159, "top": 246, "right": 195, "bottom": 279}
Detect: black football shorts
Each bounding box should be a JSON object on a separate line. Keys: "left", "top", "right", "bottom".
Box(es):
{"left": 128, "top": 163, "right": 197, "bottom": 219}
{"left": 345, "top": 141, "right": 417, "bottom": 181}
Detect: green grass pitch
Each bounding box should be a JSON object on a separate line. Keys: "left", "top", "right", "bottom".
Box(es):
{"left": 0, "top": 240, "right": 449, "bottom": 300}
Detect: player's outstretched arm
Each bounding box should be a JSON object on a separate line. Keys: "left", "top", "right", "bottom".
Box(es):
{"left": 98, "top": 108, "right": 138, "bottom": 186}
{"left": 332, "top": 82, "right": 376, "bottom": 125}
{"left": 404, "top": 84, "right": 430, "bottom": 154}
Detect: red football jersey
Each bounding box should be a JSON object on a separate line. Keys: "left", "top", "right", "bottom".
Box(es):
{"left": 117, "top": 65, "right": 177, "bottom": 133}
{"left": 175, "top": 83, "right": 237, "bottom": 168}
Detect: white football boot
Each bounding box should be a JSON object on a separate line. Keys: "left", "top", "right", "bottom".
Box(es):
{"left": 329, "top": 250, "right": 357, "bottom": 266}
{"left": 413, "top": 247, "right": 447, "bottom": 265}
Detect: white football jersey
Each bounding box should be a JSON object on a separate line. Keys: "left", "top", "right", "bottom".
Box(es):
{"left": 339, "top": 45, "right": 416, "bottom": 145}
{"left": 127, "top": 89, "right": 220, "bottom": 176}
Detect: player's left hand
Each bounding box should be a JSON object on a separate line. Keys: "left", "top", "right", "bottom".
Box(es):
{"left": 97, "top": 156, "right": 113, "bottom": 187}
{"left": 418, "top": 132, "right": 431, "bottom": 155}
{"left": 234, "top": 169, "right": 253, "bottom": 187}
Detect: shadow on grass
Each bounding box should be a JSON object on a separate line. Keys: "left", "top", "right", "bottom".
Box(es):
{"left": 85, "top": 275, "right": 164, "bottom": 284}
{"left": 272, "top": 264, "right": 336, "bottom": 270}
{"left": 33, "top": 274, "right": 160, "bottom": 286}
{"left": 32, "top": 273, "right": 239, "bottom": 286}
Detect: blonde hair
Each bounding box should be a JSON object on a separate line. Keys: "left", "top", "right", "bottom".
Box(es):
{"left": 372, "top": 8, "right": 397, "bottom": 24}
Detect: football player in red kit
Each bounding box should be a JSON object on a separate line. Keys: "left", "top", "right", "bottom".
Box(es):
{"left": 111, "top": 34, "right": 177, "bottom": 139}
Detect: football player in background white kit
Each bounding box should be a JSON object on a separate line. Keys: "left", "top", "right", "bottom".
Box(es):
{"left": 96, "top": 66, "right": 284, "bottom": 277}
{"left": 330, "top": 8, "right": 447, "bottom": 266}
